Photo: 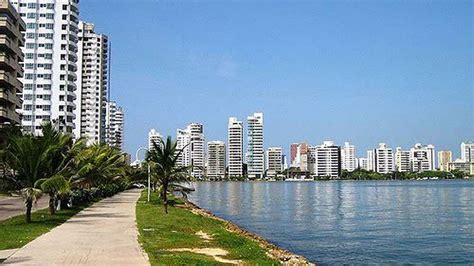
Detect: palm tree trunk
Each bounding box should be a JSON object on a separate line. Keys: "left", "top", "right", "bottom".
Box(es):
{"left": 48, "top": 192, "right": 56, "bottom": 215}
{"left": 26, "top": 199, "right": 32, "bottom": 223}
{"left": 163, "top": 182, "right": 168, "bottom": 214}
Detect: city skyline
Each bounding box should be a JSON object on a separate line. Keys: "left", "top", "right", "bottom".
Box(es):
{"left": 147, "top": 119, "right": 473, "bottom": 179}
{"left": 79, "top": 1, "right": 473, "bottom": 158}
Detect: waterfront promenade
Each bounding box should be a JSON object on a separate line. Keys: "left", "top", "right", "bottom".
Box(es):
{"left": 3, "top": 189, "right": 148, "bottom": 265}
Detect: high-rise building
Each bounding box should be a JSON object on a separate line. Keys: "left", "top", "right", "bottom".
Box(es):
{"left": 104, "top": 100, "right": 123, "bottom": 150}
{"left": 266, "top": 147, "right": 282, "bottom": 177}
{"left": 74, "top": 21, "right": 108, "bottom": 144}
{"left": 311, "top": 141, "right": 341, "bottom": 178}
{"left": 395, "top": 147, "right": 410, "bottom": 172}
{"left": 290, "top": 143, "right": 298, "bottom": 167}
{"left": 207, "top": 141, "right": 225, "bottom": 180}
{"left": 0, "top": 0, "right": 24, "bottom": 126}
{"left": 176, "top": 128, "right": 190, "bottom": 166}
{"left": 369, "top": 143, "right": 394, "bottom": 174}
{"left": 147, "top": 128, "right": 162, "bottom": 151}
{"left": 189, "top": 123, "right": 204, "bottom": 179}
{"left": 247, "top": 112, "right": 264, "bottom": 179}
{"left": 282, "top": 154, "right": 288, "bottom": 170}
{"left": 437, "top": 150, "right": 452, "bottom": 171}
{"left": 341, "top": 142, "right": 357, "bottom": 172}
{"left": 461, "top": 142, "right": 474, "bottom": 162}
{"left": 367, "top": 150, "right": 375, "bottom": 171}
{"left": 298, "top": 143, "right": 309, "bottom": 171}
{"left": 227, "top": 117, "right": 243, "bottom": 177}
{"left": 410, "top": 143, "right": 435, "bottom": 172}
{"left": 176, "top": 123, "right": 205, "bottom": 179}
{"left": 13, "top": 0, "right": 80, "bottom": 135}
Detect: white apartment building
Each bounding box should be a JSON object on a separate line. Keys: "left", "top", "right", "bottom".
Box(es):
{"left": 13, "top": 0, "right": 80, "bottom": 135}
{"left": 410, "top": 143, "right": 435, "bottom": 172}
{"left": 395, "top": 147, "right": 410, "bottom": 172}
{"left": 367, "top": 150, "right": 375, "bottom": 171}
{"left": 311, "top": 141, "right": 341, "bottom": 178}
{"left": 341, "top": 142, "right": 357, "bottom": 172}
{"left": 448, "top": 159, "right": 474, "bottom": 175}
{"left": 104, "top": 100, "right": 123, "bottom": 150}
{"left": 247, "top": 112, "right": 264, "bottom": 179}
{"left": 176, "top": 123, "right": 205, "bottom": 179}
{"left": 176, "top": 128, "right": 190, "bottom": 166}
{"left": 437, "top": 150, "right": 452, "bottom": 171}
{"left": 265, "top": 147, "right": 282, "bottom": 177}
{"left": 147, "top": 128, "right": 162, "bottom": 151}
{"left": 207, "top": 141, "right": 225, "bottom": 180}
{"left": 369, "top": 143, "right": 394, "bottom": 174}
{"left": 227, "top": 117, "right": 243, "bottom": 177}
{"left": 74, "top": 21, "right": 108, "bottom": 144}
{"left": 461, "top": 142, "right": 474, "bottom": 162}
{"left": 358, "top": 158, "right": 368, "bottom": 170}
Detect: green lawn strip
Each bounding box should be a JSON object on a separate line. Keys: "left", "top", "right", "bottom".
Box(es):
{"left": 0, "top": 205, "right": 86, "bottom": 250}
{"left": 136, "top": 191, "right": 279, "bottom": 265}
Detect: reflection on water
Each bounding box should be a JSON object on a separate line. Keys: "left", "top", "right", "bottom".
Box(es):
{"left": 189, "top": 180, "right": 474, "bottom": 264}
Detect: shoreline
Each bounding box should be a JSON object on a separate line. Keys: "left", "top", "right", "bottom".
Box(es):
{"left": 182, "top": 201, "right": 314, "bottom": 265}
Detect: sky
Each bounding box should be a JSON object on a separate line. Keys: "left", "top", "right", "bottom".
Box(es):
{"left": 80, "top": 0, "right": 473, "bottom": 159}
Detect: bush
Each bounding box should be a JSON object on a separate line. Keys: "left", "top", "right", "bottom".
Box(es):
{"left": 69, "top": 181, "right": 130, "bottom": 206}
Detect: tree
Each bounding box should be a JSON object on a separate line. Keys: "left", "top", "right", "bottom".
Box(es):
{"left": 72, "top": 144, "right": 126, "bottom": 189}
{"left": 5, "top": 133, "right": 53, "bottom": 222}
{"left": 146, "top": 136, "right": 192, "bottom": 214}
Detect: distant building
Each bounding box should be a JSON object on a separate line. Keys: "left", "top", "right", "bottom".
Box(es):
{"left": 105, "top": 101, "right": 124, "bottom": 150}
{"left": 74, "top": 21, "right": 109, "bottom": 145}
{"left": 290, "top": 143, "right": 298, "bottom": 167}
{"left": 395, "top": 147, "right": 410, "bottom": 172}
{"left": 282, "top": 154, "right": 288, "bottom": 170}
{"left": 247, "top": 112, "right": 264, "bottom": 179}
{"left": 298, "top": 143, "right": 309, "bottom": 172}
{"left": 311, "top": 141, "right": 341, "bottom": 178}
{"left": 0, "top": 0, "right": 24, "bottom": 127}
{"left": 207, "top": 141, "right": 226, "bottom": 180}
{"left": 369, "top": 143, "right": 394, "bottom": 174}
{"left": 437, "top": 150, "right": 452, "bottom": 171}
{"left": 266, "top": 147, "right": 283, "bottom": 177}
{"left": 148, "top": 128, "right": 162, "bottom": 151}
{"left": 341, "top": 142, "right": 357, "bottom": 172}
{"left": 461, "top": 142, "right": 474, "bottom": 162}
{"left": 410, "top": 143, "right": 435, "bottom": 172}
{"left": 358, "top": 158, "right": 368, "bottom": 170}
{"left": 448, "top": 160, "right": 474, "bottom": 175}
{"left": 228, "top": 117, "right": 243, "bottom": 177}
{"left": 176, "top": 123, "right": 205, "bottom": 179}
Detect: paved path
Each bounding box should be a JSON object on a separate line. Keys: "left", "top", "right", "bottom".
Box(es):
{"left": 0, "top": 196, "right": 48, "bottom": 221}
{"left": 3, "top": 189, "right": 149, "bottom": 265}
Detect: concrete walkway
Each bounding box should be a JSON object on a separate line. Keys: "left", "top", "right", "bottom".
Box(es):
{"left": 0, "top": 196, "right": 48, "bottom": 221}
{"left": 3, "top": 189, "right": 149, "bottom": 265}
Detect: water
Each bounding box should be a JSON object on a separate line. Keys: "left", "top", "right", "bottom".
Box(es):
{"left": 188, "top": 180, "right": 474, "bottom": 264}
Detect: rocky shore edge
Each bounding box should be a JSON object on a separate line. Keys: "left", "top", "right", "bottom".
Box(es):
{"left": 181, "top": 202, "right": 315, "bottom": 265}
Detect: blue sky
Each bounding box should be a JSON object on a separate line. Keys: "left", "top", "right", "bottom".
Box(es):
{"left": 81, "top": 0, "right": 473, "bottom": 158}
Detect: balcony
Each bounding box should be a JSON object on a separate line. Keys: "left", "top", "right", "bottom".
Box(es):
{"left": 0, "top": 70, "right": 17, "bottom": 88}
{"left": 0, "top": 87, "right": 21, "bottom": 108}
{"left": 0, "top": 35, "right": 21, "bottom": 57}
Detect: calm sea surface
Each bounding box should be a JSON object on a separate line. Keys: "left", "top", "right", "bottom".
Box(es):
{"left": 188, "top": 180, "right": 474, "bottom": 264}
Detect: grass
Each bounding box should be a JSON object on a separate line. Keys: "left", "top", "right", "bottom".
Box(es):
{"left": 136, "top": 191, "right": 279, "bottom": 265}
{"left": 0, "top": 205, "right": 86, "bottom": 250}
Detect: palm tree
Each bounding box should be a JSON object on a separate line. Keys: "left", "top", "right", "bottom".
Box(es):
{"left": 5, "top": 133, "right": 53, "bottom": 222}
{"left": 33, "top": 125, "right": 86, "bottom": 214}
{"left": 72, "top": 144, "right": 126, "bottom": 189}
{"left": 146, "top": 136, "right": 192, "bottom": 214}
